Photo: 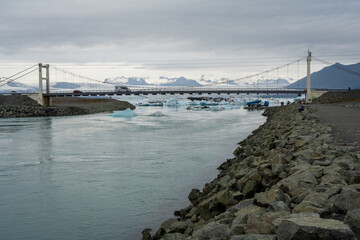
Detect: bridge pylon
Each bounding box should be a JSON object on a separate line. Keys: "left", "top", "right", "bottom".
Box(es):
{"left": 305, "top": 50, "right": 312, "bottom": 103}
{"left": 38, "top": 63, "right": 52, "bottom": 107}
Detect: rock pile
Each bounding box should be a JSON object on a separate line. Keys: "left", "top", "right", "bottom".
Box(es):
{"left": 315, "top": 90, "right": 360, "bottom": 104}
{"left": 0, "top": 95, "right": 135, "bottom": 118}
{"left": 143, "top": 104, "right": 360, "bottom": 240}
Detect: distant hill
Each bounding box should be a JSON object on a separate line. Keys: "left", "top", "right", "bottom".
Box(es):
{"left": 159, "top": 76, "right": 201, "bottom": 86}
{"left": 286, "top": 62, "right": 360, "bottom": 89}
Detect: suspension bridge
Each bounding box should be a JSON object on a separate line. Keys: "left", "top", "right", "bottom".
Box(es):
{"left": 1, "top": 51, "right": 356, "bottom": 106}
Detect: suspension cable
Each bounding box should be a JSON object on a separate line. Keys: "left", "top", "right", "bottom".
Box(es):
{"left": 0, "top": 68, "right": 39, "bottom": 87}
{"left": 0, "top": 64, "right": 38, "bottom": 83}
{"left": 201, "top": 57, "right": 306, "bottom": 87}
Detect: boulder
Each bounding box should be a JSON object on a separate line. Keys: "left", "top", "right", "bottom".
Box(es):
{"left": 268, "top": 152, "right": 288, "bottom": 165}
{"left": 244, "top": 211, "right": 289, "bottom": 234}
{"left": 269, "top": 201, "right": 290, "bottom": 212}
{"left": 276, "top": 217, "right": 356, "bottom": 240}
{"left": 152, "top": 218, "right": 178, "bottom": 239}
{"left": 274, "top": 168, "right": 319, "bottom": 198}
{"left": 254, "top": 188, "right": 290, "bottom": 207}
{"left": 168, "top": 220, "right": 192, "bottom": 234}
{"left": 160, "top": 233, "right": 186, "bottom": 240}
{"left": 292, "top": 192, "right": 330, "bottom": 216}
{"left": 344, "top": 209, "right": 360, "bottom": 239}
{"left": 217, "top": 175, "right": 232, "bottom": 189}
{"left": 197, "top": 190, "right": 235, "bottom": 221}
{"left": 192, "top": 222, "right": 230, "bottom": 240}
{"left": 232, "top": 204, "right": 264, "bottom": 225}
{"left": 271, "top": 213, "right": 320, "bottom": 229}
{"left": 242, "top": 180, "right": 261, "bottom": 198}
{"left": 188, "top": 189, "right": 202, "bottom": 205}
{"left": 320, "top": 173, "right": 347, "bottom": 186}
{"left": 332, "top": 188, "right": 360, "bottom": 213}
{"left": 230, "top": 234, "right": 276, "bottom": 240}
{"left": 228, "top": 199, "right": 254, "bottom": 214}
{"left": 142, "top": 228, "right": 152, "bottom": 240}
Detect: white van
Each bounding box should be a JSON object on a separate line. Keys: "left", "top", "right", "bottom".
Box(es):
{"left": 115, "top": 85, "right": 131, "bottom": 92}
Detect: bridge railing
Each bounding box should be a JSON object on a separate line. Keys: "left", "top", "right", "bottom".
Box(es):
{"left": 48, "top": 87, "right": 306, "bottom": 94}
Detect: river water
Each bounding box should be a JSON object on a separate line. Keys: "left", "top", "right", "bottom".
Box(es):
{"left": 0, "top": 96, "right": 270, "bottom": 239}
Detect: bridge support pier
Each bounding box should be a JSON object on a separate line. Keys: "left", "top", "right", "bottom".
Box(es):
{"left": 39, "top": 63, "right": 52, "bottom": 107}
{"left": 305, "top": 51, "right": 312, "bottom": 104}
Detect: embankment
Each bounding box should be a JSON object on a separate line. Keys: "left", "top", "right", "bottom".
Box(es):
{"left": 143, "top": 103, "right": 360, "bottom": 240}
{"left": 0, "top": 95, "right": 135, "bottom": 118}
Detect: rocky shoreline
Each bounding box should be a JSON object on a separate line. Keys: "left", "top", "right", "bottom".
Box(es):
{"left": 143, "top": 103, "right": 360, "bottom": 240}
{"left": 0, "top": 95, "right": 135, "bottom": 118}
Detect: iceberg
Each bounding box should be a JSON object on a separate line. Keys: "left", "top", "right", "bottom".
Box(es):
{"left": 109, "top": 108, "right": 137, "bottom": 118}
{"left": 164, "top": 99, "right": 179, "bottom": 106}
{"left": 149, "top": 111, "right": 165, "bottom": 117}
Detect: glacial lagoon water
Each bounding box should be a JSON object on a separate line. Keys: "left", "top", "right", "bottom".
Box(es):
{"left": 0, "top": 96, "right": 273, "bottom": 239}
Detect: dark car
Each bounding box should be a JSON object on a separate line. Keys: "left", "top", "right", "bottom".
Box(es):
{"left": 73, "top": 90, "right": 83, "bottom": 93}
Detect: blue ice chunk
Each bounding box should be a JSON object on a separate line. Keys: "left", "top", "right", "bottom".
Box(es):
{"left": 109, "top": 108, "right": 136, "bottom": 118}
{"left": 164, "top": 99, "right": 179, "bottom": 106}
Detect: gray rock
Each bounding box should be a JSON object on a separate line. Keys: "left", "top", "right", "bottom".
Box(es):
{"left": 254, "top": 188, "right": 290, "bottom": 207}
{"left": 192, "top": 222, "right": 230, "bottom": 240}
{"left": 160, "top": 233, "right": 186, "bottom": 240}
{"left": 333, "top": 188, "right": 360, "bottom": 213}
{"left": 276, "top": 217, "right": 356, "bottom": 240}
{"left": 161, "top": 218, "right": 179, "bottom": 231}
{"left": 269, "top": 201, "right": 290, "bottom": 212}
{"left": 188, "top": 189, "right": 202, "bottom": 205}
{"left": 233, "top": 204, "right": 264, "bottom": 223}
{"left": 142, "top": 228, "right": 152, "bottom": 240}
{"left": 271, "top": 213, "right": 320, "bottom": 229}
{"left": 274, "top": 168, "right": 319, "bottom": 198}
{"left": 292, "top": 192, "right": 330, "bottom": 216}
{"left": 230, "top": 234, "right": 276, "bottom": 240}
{"left": 344, "top": 209, "right": 360, "bottom": 239}
{"left": 320, "top": 173, "right": 346, "bottom": 186}
{"left": 217, "top": 175, "right": 232, "bottom": 189}
{"left": 228, "top": 199, "right": 254, "bottom": 214}
{"left": 244, "top": 211, "right": 289, "bottom": 234}
{"left": 242, "top": 180, "right": 261, "bottom": 198}
{"left": 168, "top": 220, "right": 191, "bottom": 233}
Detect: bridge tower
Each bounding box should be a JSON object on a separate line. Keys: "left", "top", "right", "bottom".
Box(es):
{"left": 38, "top": 63, "right": 52, "bottom": 107}
{"left": 305, "top": 50, "right": 312, "bottom": 103}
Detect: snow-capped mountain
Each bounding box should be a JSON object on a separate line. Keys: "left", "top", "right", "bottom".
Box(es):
{"left": 0, "top": 81, "right": 38, "bottom": 93}
{"left": 244, "top": 78, "right": 291, "bottom": 88}
{"left": 199, "top": 75, "right": 238, "bottom": 86}
{"left": 104, "top": 76, "right": 150, "bottom": 85}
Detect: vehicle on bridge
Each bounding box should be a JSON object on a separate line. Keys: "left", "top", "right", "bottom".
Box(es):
{"left": 115, "top": 85, "right": 131, "bottom": 92}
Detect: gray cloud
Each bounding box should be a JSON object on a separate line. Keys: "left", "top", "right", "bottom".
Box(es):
{"left": 1, "top": 0, "right": 360, "bottom": 65}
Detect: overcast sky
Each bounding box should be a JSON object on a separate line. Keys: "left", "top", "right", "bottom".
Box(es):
{"left": 1, "top": 0, "right": 360, "bottom": 82}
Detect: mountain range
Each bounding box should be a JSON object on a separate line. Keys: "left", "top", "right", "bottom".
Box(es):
{"left": 1, "top": 62, "right": 360, "bottom": 92}
{"left": 287, "top": 62, "right": 360, "bottom": 89}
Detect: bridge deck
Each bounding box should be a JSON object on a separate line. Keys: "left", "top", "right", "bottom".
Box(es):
{"left": 44, "top": 88, "right": 305, "bottom": 97}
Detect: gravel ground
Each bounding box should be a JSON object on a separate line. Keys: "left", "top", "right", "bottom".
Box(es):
{"left": 311, "top": 104, "right": 360, "bottom": 145}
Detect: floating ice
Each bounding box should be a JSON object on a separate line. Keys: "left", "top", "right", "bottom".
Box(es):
{"left": 164, "top": 99, "right": 179, "bottom": 106}
{"left": 210, "top": 106, "right": 226, "bottom": 112}
{"left": 109, "top": 108, "right": 136, "bottom": 118}
{"left": 138, "top": 100, "right": 164, "bottom": 106}
{"left": 149, "top": 111, "right": 165, "bottom": 117}
{"left": 228, "top": 97, "right": 243, "bottom": 105}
